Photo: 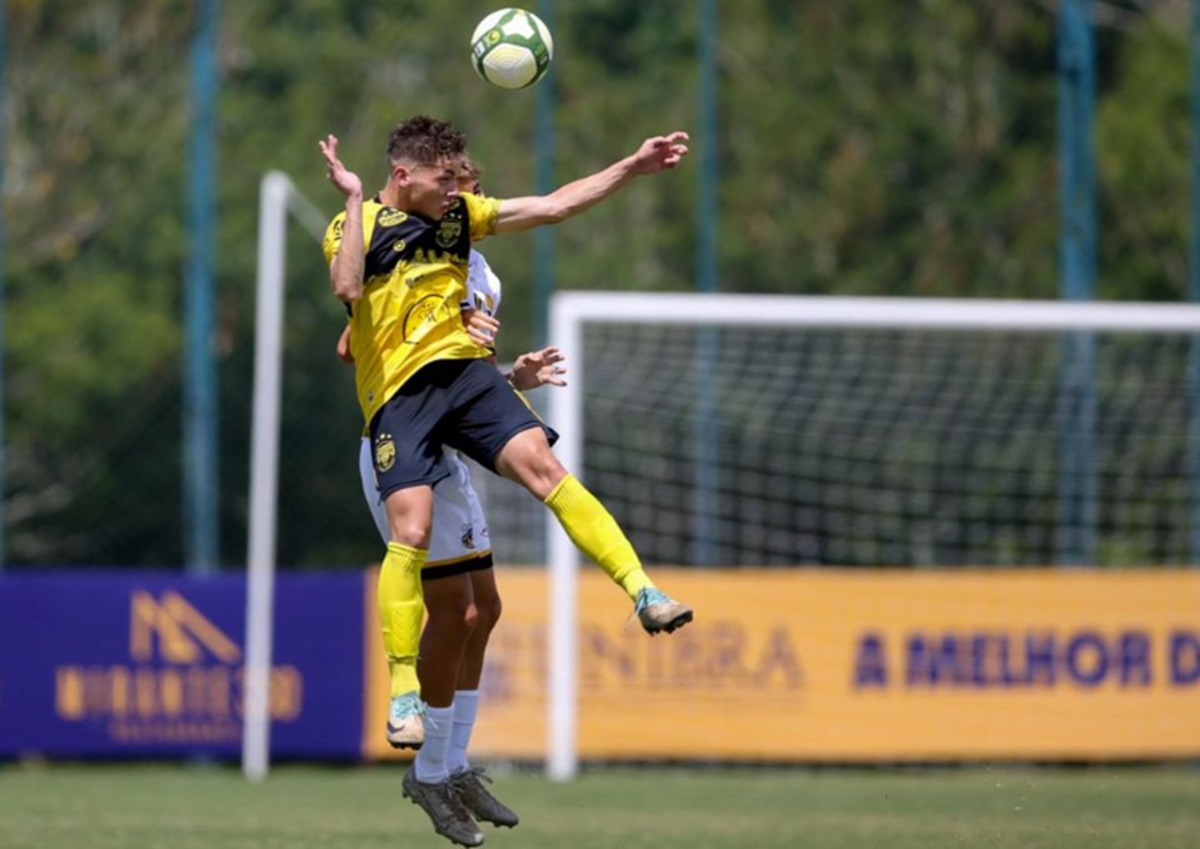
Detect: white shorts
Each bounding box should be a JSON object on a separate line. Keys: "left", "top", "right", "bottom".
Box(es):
{"left": 358, "top": 438, "right": 493, "bottom": 576}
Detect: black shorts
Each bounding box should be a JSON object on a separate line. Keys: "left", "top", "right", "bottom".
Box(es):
{"left": 368, "top": 358, "right": 559, "bottom": 500}
{"left": 423, "top": 552, "right": 495, "bottom": 582}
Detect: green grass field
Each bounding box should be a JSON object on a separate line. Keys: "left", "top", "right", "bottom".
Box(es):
{"left": 0, "top": 763, "right": 1197, "bottom": 849}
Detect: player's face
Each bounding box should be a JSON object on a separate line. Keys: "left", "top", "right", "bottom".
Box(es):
{"left": 457, "top": 176, "right": 483, "bottom": 196}
{"left": 402, "top": 158, "right": 459, "bottom": 219}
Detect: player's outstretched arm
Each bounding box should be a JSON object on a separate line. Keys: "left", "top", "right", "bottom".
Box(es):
{"left": 319, "top": 134, "right": 366, "bottom": 303}
{"left": 494, "top": 131, "right": 689, "bottom": 234}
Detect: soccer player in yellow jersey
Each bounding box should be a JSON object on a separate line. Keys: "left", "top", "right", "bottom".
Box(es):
{"left": 320, "top": 116, "right": 692, "bottom": 848}
{"left": 336, "top": 159, "right": 560, "bottom": 836}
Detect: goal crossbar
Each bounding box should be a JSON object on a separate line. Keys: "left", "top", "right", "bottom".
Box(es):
{"left": 550, "top": 292, "right": 1200, "bottom": 332}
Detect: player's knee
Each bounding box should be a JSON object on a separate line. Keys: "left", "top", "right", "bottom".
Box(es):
{"left": 388, "top": 521, "right": 431, "bottom": 549}
{"left": 462, "top": 601, "right": 480, "bottom": 634}
{"left": 474, "top": 594, "right": 502, "bottom": 634}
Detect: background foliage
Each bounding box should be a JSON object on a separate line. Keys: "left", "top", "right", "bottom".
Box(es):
{"left": 4, "top": 0, "right": 1192, "bottom": 567}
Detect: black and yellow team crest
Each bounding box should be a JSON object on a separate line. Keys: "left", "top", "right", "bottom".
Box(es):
{"left": 374, "top": 433, "right": 396, "bottom": 473}
{"left": 436, "top": 218, "right": 463, "bottom": 249}
{"left": 461, "top": 524, "right": 475, "bottom": 549}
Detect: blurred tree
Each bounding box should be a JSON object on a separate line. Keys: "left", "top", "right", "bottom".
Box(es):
{"left": 2, "top": 0, "right": 1191, "bottom": 567}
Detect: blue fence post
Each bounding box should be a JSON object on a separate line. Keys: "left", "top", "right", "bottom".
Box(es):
{"left": 1190, "top": 0, "right": 1200, "bottom": 566}
{"left": 1057, "top": 0, "right": 1098, "bottom": 566}
{"left": 184, "top": 0, "right": 220, "bottom": 575}
{"left": 533, "top": 0, "right": 556, "bottom": 349}
{"left": 692, "top": 0, "right": 720, "bottom": 567}
{"left": 0, "top": 0, "right": 7, "bottom": 571}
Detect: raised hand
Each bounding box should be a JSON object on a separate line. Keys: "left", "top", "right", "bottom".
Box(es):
{"left": 509, "top": 347, "right": 567, "bottom": 390}
{"left": 318, "top": 134, "right": 363, "bottom": 199}
{"left": 630, "top": 131, "right": 690, "bottom": 175}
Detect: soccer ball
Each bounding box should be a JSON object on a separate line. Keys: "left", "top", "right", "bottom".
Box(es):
{"left": 470, "top": 8, "right": 554, "bottom": 90}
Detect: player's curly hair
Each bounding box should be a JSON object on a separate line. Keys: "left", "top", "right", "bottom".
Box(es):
{"left": 386, "top": 115, "right": 467, "bottom": 167}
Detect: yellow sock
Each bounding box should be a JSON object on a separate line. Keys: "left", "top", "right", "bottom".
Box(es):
{"left": 544, "top": 474, "right": 654, "bottom": 602}
{"left": 390, "top": 660, "right": 419, "bottom": 698}
{"left": 378, "top": 542, "right": 426, "bottom": 697}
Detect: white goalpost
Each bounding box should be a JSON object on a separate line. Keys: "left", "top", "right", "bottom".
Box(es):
{"left": 243, "top": 171, "right": 327, "bottom": 782}
{"left": 544, "top": 290, "right": 1200, "bottom": 780}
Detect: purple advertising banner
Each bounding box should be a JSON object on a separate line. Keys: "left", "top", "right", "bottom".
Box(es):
{"left": 0, "top": 571, "right": 365, "bottom": 760}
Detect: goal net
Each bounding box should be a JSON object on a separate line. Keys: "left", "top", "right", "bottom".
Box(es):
{"left": 542, "top": 291, "right": 1200, "bottom": 778}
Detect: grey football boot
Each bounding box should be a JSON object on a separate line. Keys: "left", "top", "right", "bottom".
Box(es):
{"left": 402, "top": 767, "right": 485, "bottom": 848}
{"left": 449, "top": 766, "right": 519, "bottom": 828}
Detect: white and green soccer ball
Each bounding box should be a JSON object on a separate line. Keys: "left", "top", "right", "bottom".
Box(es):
{"left": 470, "top": 8, "right": 554, "bottom": 90}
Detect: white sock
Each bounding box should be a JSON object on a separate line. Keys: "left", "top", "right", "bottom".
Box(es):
{"left": 413, "top": 705, "right": 455, "bottom": 784}
{"left": 447, "top": 690, "right": 480, "bottom": 775}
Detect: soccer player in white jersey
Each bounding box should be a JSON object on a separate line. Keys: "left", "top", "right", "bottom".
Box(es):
{"left": 340, "top": 159, "right": 564, "bottom": 835}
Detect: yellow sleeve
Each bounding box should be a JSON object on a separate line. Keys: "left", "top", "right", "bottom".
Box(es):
{"left": 322, "top": 212, "right": 347, "bottom": 265}
{"left": 464, "top": 192, "right": 500, "bottom": 241}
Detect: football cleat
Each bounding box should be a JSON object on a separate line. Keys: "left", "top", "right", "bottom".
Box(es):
{"left": 403, "top": 767, "right": 485, "bottom": 847}
{"left": 634, "top": 587, "right": 694, "bottom": 635}
{"left": 387, "top": 691, "right": 426, "bottom": 750}
{"left": 449, "top": 766, "right": 519, "bottom": 828}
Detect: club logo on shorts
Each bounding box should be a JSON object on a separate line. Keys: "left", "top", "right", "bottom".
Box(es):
{"left": 374, "top": 433, "right": 396, "bottom": 473}
{"left": 435, "top": 218, "right": 462, "bottom": 248}
{"left": 461, "top": 524, "right": 475, "bottom": 549}
{"left": 378, "top": 209, "right": 408, "bottom": 227}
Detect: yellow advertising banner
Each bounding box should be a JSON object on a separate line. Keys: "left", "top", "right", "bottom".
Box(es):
{"left": 363, "top": 569, "right": 1200, "bottom": 762}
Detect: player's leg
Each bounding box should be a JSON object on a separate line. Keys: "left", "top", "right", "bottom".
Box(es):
{"left": 496, "top": 428, "right": 691, "bottom": 632}
{"left": 447, "top": 360, "right": 692, "bottom": 634}
{"left": 359, "top": 436, "right": 433, "bottom": 748}
{"left": 445, "top": 566, "right": 519, "bottom": 829}
{"left": 378, "top": 484, "right": 433, "bottom": 749}
{"left": 419, "top": 455, "right": 490, "bottom": 714}
{"left": 414, "top": 572, "right": 475, "bottom": 783}
{"left": 367, "top": 380, "right": 455, "bottom": 751}
{"left": 404, "top": 453, "right": 488, "bottom": 848}
{"left": 456, "top": 567, "right": 500, "bottom": 693}
{"left": 415, "top": 461, "right": 518, "bottom": 829}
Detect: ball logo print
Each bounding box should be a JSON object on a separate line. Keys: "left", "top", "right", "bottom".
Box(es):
{"left": 470, "top": 8, "right": 554, "bottom": 90}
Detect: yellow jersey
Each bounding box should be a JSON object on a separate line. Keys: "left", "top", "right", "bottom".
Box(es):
{"left": 323, "top": 192, "right": 501, "bottom": 424}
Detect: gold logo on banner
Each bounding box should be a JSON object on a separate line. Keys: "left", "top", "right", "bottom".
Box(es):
{"left": 130, "top": 591, "right": 241, "bottom": 663}
{"left": 54, "top": 591, "right": 303, "bottom": 742}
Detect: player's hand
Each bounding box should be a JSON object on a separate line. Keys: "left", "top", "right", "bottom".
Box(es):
{"left": 318, "top": 134, "right": 363, "bottom": 199}
{"left": 631, "top": 131, "right": 690, "bottom": 175}
{"left": 510, "top": 347, "right": 567, "bottom": 390}
{"left": 335, "top": 325, "right": 355, "bottom": 365}
{"left": 463, "top": 308, "right": 500, "bottom": 347}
